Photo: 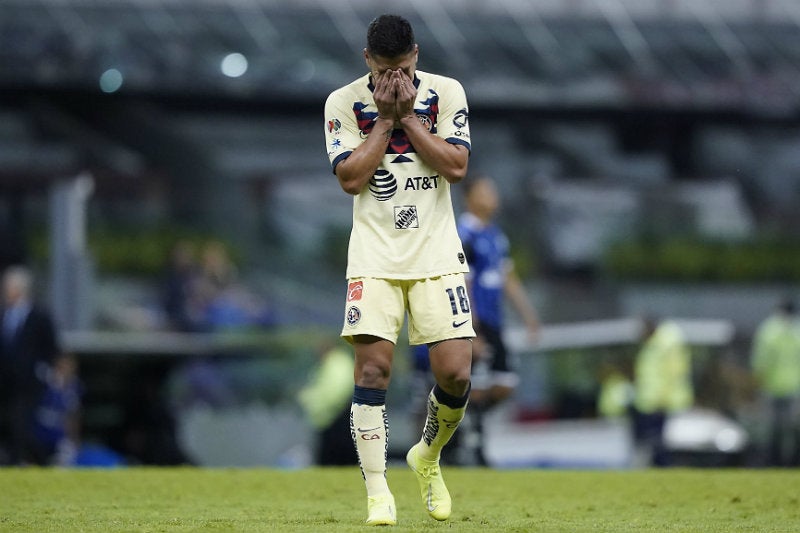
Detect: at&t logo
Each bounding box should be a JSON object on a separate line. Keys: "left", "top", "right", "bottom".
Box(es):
{"left": 369, "top": 170, "right": 398, "bottom": 201}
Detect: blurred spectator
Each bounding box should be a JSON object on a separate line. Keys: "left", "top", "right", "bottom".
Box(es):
{"left": 750, "top": 297, "right": 800, "bottom": 466}
{"left": 298, "top": 341, "right": 357, "bottom": 466}
{"left": 33, "top": 353, "right": 83, "bottom": 466}
{"left": 597, "top": 361, "right": 634, "bottom": 419}
{"left": 162, "top": 239, "right": 203, "bottom": 332}
{"left": 458, "top": 175, "right": 540, "bottom": 465}
{"left": 631, "top": 318, "right": 693, "bottom": 467}
{"left": 198, "top": 240, "right": 238, "bottom": 298}
{"left": 195, "top": 240, "right": 275, "bottom": 331}
{"left": 0, "top": 265, "right": 61, "bottom": 465}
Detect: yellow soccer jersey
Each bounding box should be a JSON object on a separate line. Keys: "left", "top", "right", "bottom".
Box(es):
{"left": 324, "top": 70, "right": 472, "bottom": 280}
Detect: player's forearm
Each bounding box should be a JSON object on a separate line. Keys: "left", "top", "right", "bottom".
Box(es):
{"left": 336, "top": 118, "right": 394, "bottom": 195}
{"left": 506, "top": 273, "right": 539, "bottom": 327}
{"left": 512, "top": 293, "right": 539, "bottom": 327}
{"left": 399, "top": 116, "right": 468, "bottom": 182}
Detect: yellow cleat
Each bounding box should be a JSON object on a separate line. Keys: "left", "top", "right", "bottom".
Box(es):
{"left": 366, "top": 493, "right": 396, "bottom": 526}
{"left": 406, "top": 444, "right": 451, "bottom": 521}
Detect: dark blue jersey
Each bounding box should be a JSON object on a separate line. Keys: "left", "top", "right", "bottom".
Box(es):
{"left": 457, "top": 212, "right": 510, "bottom": 328}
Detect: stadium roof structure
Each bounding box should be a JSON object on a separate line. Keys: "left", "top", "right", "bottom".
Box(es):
{"left": 1, "top": 0, "right": 800, "bottom": 112}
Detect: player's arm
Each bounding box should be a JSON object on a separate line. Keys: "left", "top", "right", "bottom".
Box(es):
{"left": 334, "top": 72, "right": 396, "bottom": 195}
{"left": 505, "top": 265, "right": 540, "bottom": 335}
{"left": 400, "top": 116, "right": 468, "bottom": 183}
{"left": 395, "top": 71, "right": 468, "bottom": 183}
{"left": 334, "top": 117, "right": 394, "bottom": 195}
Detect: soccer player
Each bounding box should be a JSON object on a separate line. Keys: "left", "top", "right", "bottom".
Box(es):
{"left": 458, "top": 176, "right": 540, "bottom": 466}
{"left": 323, "top": 14, "right": 473, "bottom": 526}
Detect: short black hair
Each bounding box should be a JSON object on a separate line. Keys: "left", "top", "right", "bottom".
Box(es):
{"left": 367, "top": 14, "right": 415, "bottom": 58}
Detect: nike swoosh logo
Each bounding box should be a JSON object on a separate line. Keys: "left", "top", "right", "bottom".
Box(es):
{"left": 357, "top": 426, "right": 381, "bottom": 433}
{"left": 452, "top": 319, "right": 469, "bottom": 328}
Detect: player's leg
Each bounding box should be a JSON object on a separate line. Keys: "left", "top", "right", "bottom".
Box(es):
{"left": 352, "top": 336, "right": 396, "bottom": 525}
{"left": 406, "top": 338, "right": 471, "bottom": 521}
{"left": 352, "top": 335, "right": 393, "bottom": 496}
{"left": 421, "top": 338, "right": 472, "bottom": 458}
{"left": 405, "top": 275, "right": 474, "bottom": 520}
{"left": 467, "top": 329, "right": 493, "bottom": 465}
{"left": 341, "top": 278, "right": 404, "bottom": 525}
{"left": 473, "top": 324, "right": 519, "bottom": 465}
{"left": 407, "top": 274, "right": 473, "bottom": 460}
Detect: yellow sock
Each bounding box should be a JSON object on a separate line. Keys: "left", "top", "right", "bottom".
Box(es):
{"left": 417, "top": 387, "right": 467, "bottom": 462}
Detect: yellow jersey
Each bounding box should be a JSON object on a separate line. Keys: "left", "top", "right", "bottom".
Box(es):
{"left": 324, "top": 70, "right": 471, "bottom": 279}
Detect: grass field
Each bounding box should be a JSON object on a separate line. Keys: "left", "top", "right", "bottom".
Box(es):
{"left": 2, "top": 467, "right": 799, "bottom": 532}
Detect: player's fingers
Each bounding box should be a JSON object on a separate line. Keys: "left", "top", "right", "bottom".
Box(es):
{"left": 374, "top": 79, "right": 396, "bottom": 102}
{"left": 373, "top": 73, "right": 389, "bottom": 91}
{"left": 398, "top": 81, "right": 415, "bottom": 100}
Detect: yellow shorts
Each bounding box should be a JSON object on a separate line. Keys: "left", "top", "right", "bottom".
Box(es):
{"left": 341, "top": 274, "right": 475, "bottom": 345}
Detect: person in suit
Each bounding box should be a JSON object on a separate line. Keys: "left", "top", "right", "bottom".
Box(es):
{"left": 0, "top": 265, "right": 61, "bottom": 465}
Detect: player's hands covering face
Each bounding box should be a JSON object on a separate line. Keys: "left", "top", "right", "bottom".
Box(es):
{"left": 372, "top": 70, "right": 397, "bottom": 121}
{"left": 391, "top": 69, "right": 416, "bottom": 121}
{"left": 373, "top": 69, "right": 416, "bottom": 123}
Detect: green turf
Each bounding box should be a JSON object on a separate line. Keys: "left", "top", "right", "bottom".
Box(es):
{"left": 1, "top": 467, "right": 799, "bottom": 532}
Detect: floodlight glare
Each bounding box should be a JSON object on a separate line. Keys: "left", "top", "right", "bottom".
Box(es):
{"left": 99, "top": 69, "right": 123, "bottom": 93}
{"left": 221, "top": 53, "right": 248, "bottom": 78}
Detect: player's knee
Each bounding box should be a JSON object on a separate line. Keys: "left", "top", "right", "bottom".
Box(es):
{"left": 356, "top": 360, "right": 392, "bottom": 389}
{"left": 437, "top": 369, "right": 471, "bottom": 398}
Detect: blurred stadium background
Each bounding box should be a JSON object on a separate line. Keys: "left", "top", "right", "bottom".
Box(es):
{"left": 2, "top": 0, "right": 800, "bottom": 467}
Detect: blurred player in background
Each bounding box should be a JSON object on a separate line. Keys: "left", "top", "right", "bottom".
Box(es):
{"left": 324, "top": 13, "right": 473, "bottom": 525}
{"left": 457, "top": 176, "right": 540, "bottom": 465}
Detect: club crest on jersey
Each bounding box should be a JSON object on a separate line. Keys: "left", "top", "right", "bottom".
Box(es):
{"left": 369, "top": 170, "right": 397, "bottom": 201}
{"left": 327, "top": 118, "right": 341, "bottom": 133}
{"left": 347, "top": 281, "right": 363, "bottom": 302}
{"left": 418, "top": 90, "right": 440, "bottom": 132}
{"left": 394, "top": 205, "right": 419, "bottom": 229}
{"left": 416, "top": 113, "right": 432, "bottom": 132}
{"left": 346, "top": 306, "right": 361, "bottom": 326}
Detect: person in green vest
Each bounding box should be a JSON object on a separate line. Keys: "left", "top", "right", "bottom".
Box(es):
{"left": 597, "top": 361, "right": 634, "bottom": 419}
{"left": 298, "top": 341, "right": 357, "bottom": 466}
{"left": 632, "top": 318, "right": 693, "bottom": 467}
{"left": 751, "top": 298, "right": 800, "bottom": 466}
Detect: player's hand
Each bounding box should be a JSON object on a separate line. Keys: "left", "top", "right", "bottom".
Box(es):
{"left": 393, "top": 69, "right": 417, "bottom": 120}
{"left": 372, "top": 70, "right": 397, "bottom": 121}
{"left": 526, "top": 320, "right": 541, "bottom": 346}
